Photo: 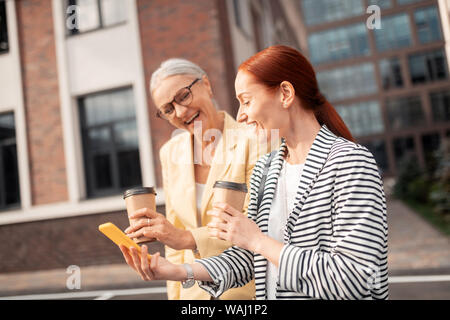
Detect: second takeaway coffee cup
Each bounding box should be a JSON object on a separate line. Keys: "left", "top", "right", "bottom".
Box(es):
{"left": 209, "top": 181, "right": 248, "bottom": 238}
{"left": 123, "top": 187, "right": 157, "bottom": 244}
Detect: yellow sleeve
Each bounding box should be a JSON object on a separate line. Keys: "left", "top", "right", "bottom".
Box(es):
{"left": 191, "top": 227, "right": 233, "bottom": 258}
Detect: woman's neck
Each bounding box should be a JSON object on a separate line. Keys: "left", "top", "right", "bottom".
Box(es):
{"left": 283, "top": 110, "right": 321, "bottom": 165}
{"left": 193, "top": 110, "right": 224, "bottom": 166}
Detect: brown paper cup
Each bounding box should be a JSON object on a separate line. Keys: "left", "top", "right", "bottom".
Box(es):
{"left": 123, "top": 187, "right": 157, "bottom": 244}
{"left": 209, "top": 181, "right": 248, "bottom": 238}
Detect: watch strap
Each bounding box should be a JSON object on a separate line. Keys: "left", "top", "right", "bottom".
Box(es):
{"left": 183, "top": 263, "right": 194, "bottom": 281}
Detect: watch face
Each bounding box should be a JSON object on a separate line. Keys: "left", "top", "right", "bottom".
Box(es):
{"left": 182, "top": 279, "right": 195, "bottom": 289}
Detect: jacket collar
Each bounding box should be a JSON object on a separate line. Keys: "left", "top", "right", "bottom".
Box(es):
{"left": 258, "top": 125, "right": 338, "bottom": 235}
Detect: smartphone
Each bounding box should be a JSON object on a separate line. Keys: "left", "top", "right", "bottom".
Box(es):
{"left": 98, "top": 222, "right": 152, "bottom": 261}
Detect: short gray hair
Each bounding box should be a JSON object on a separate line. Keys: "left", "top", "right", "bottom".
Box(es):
{"left": 150, "top": 58, "right": 207, "bottom": 94}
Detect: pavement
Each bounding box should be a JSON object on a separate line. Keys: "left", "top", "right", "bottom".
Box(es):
{"left": 1, "top": 195, "right": 449, "bottom": 300}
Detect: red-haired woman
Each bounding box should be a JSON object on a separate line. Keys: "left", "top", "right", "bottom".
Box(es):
{"left": 120, "top": 45, "right": 389, "bottom": 300}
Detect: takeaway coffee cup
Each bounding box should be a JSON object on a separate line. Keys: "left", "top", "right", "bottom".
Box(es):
{"left": 123, "top": 187, "right": 157, "bottom": 244}
{"left": 209, "top": 181, "right": 248, "bottom": 238}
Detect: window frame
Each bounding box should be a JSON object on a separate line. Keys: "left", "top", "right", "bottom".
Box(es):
{"left": 65, "top": 0, "right": 127, "bottom": 36}
{"left": 373, "top": 13, "right": 412, "bottom": 52}
{"left": 430, "top": 89, "right": 450, "bottom": 123}
{"left": 78, "top": 87, "right": 142, "bottom": 199}
{"left": 386, "top": 95, "right": 425, "bottom": 130}
{"left": 0, "top": 112, "right": 21, "bottom": 211}
{"left": 379, "top": 57, "right": 404, "bottom": 90}
{"left": 408, "top": 48, "right": 449, "bottom": 85}
{"left": 0, "top": 0, "right": 9, "bottom": 54}
{"left": 414, "top": 5, "right": 443, "bottom": 44}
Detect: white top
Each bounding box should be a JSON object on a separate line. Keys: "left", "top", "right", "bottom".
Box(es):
{"left": 266, "top": 160, "right": 305, "bottom": 300}
{"left": 195, "top": 183, "right": 206, "bottom": 227}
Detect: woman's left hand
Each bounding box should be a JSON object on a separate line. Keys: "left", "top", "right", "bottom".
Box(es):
{"left": 125, "top": 208, "right": 195, "bottom": 251}
{"left": 207, "top": 202, "right": 265, "bottom": 252}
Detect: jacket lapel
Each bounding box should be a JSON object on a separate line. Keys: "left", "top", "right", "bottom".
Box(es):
{"left": 283, "top": 125, "right": 338, "bottom": 242}
{"left": 170, "top": 133, "right": 198, "bottom": 228}
{"left": 253, "top": 141, "right": 286, "bottom": 300}
{"left": 257, "top": 142, "right": 287, "bottom": 234}
{"left": 199, "top": 112, "right": 238, "bottom": 223}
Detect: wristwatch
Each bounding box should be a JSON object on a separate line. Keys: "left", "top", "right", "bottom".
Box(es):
{"left": 181, "top": 263, "right": 195, "bottom": 289}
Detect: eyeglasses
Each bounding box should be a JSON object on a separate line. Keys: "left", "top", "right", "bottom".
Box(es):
{"left": 156, "top": 78, "right": 201, "bottom": 120}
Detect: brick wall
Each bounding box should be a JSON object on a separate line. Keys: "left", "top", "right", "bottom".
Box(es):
{"left": 15, "top": 0, "right": 68, "bottom": 205}
{"left": 137, "top": 0, "right": 236, "bottom": 187}
{"left": 0, "top": 206, "right": 165, "bottom": 273}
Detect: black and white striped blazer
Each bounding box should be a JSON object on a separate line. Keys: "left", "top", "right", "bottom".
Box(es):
{"left": 197, "top": 125, "right": 389, "bottom": 300}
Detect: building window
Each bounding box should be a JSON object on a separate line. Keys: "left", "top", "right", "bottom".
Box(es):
{"left": 0, "top": 0, "right": 8, "bottom": 53}
{"left": 379, "top": 57, "right": 403, "bottom": 90}
{"left": 232, "top": 0, "right": 252, "bottom": 38}
{"left": 421, "top": 132, "right": 441, "bottom": 169}
{"left": 393, "top": 136, "right": 416, "bottom": 168}
{"left": 430, "top": 89, "right": 450, "bottom": 123}
{"left": 301, "top": 0, "right": 364, "bottom": 26}
{"left": 317, "top": 63, "right": 376, "bottom": 102}
{"left": 397, "top": 0, "right": 424, "bottom": 4}
{"left": 363, "top": 139, "right": 389, "bottom": 174}
{"left": 373, "top": 13, "right": 412, "bottom": 52}
{"left": 368, "top": 0, "right": 392, "bottom": 9}
{"left": 308, "top": 23, "right": 369, "bottom": 65}
{"left": 386, "top": 95, "right": 425, "bottom": 130}
{"left": 414, "top": 6, "right": 442, "bottom": 44}
{"left": 79, "top": 87, "right": 142, "bottom": 198}
{"left": 408, "top": 49, "right": 448, "bottom": 84}
{"left": 66, "top": 0, "right": 127, "bottom": 35}
{"left": 335, "top": 101, "right": 384, "bottom": 137}
{"left": 0, "top": 112, "right": 20, "bottom": 210}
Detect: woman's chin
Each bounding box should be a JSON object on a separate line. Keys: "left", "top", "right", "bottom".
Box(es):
{"left": 186, "top": 114, "right": 204, "bottom": 133}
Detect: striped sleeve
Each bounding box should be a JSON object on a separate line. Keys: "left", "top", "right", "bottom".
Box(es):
{"left": 278, "top": 146, "right": 389, "bottom": 300}
{"left": 195, "top": 246, "right": 254, "bottom": 298}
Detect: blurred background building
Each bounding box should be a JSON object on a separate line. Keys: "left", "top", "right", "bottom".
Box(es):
{"left": 0, "top": 0, "right": 449, "bottom": 285}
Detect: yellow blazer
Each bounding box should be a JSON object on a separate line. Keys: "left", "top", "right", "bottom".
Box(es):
{"left": 159, "top": 111, "right": 270, "bottom": 300}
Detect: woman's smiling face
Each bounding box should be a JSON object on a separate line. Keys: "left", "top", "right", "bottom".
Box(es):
{"left": 235, "top": 70, "right": 285, "bottom": 137}
{"left": 152, "top": 74, "right": 217, "bottom": 134}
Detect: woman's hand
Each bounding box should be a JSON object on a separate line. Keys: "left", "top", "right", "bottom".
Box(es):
{"left": 207, "top": 202, "right": 265, "bottom": 252}
{"left": 125, "top": 208, "right": 196, "bottom": 251}
{"left": 119, "top": 244, "right": 185, "bottom": 281}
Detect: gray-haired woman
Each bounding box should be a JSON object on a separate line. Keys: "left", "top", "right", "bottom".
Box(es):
{"left": 119, "top": 58, "right": 269, "bottom": 300}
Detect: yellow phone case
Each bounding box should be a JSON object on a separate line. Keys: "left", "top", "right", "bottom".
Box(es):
{"left": 98, "top": 222, "right": 151, "bottom": 261}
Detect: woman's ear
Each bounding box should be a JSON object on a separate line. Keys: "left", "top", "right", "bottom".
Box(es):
{"left": 280, "top": 81, "right": 295, "bottom": 109}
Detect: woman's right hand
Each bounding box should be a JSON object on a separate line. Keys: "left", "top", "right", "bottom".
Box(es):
{"left": 119, "top": 244, "right": 185, "bottom": 282}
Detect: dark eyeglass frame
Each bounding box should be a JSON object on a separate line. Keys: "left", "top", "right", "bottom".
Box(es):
{"left": 156, "top": 78, "right": 201, "bottom": 119}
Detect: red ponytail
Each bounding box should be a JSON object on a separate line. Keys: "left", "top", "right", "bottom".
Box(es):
{"left": 238, "top": 45, "right": 355, "bottom": 142}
